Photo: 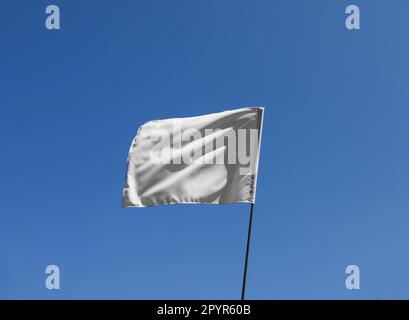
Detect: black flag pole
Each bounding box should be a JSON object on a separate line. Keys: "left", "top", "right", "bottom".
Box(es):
{"left": 241, "top": 202, "right": 255, "bottom": 300}
{"left": 241, "top": 107, "right": 264, "bottom": 300}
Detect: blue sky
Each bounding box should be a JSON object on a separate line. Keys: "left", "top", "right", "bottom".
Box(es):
{"left": 1, "top": 0, "right": 409, "bottom": 299}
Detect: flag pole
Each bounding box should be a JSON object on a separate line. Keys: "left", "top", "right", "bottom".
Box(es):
{"left": 241, "top": 107, "right": 264, "bottom": 300}
{"left": 241, "top": 203, "right": 255, "bottom": 300}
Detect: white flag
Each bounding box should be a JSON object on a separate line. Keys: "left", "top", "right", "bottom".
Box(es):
{"left": 122, "top": 107, "right": 264, "bottom": 207}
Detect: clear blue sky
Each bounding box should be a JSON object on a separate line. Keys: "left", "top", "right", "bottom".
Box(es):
{"left": 1, "top": 0, "right": 409, "bottom": 299}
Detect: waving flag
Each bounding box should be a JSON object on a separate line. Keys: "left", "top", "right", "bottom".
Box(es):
{"left": 122, "top": 107, "right": 264, "bottom": 207}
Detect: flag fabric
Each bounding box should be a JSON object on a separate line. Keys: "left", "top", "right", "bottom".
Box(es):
{"left": 122, "top": 107, "right": 264, "bottom": 207}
